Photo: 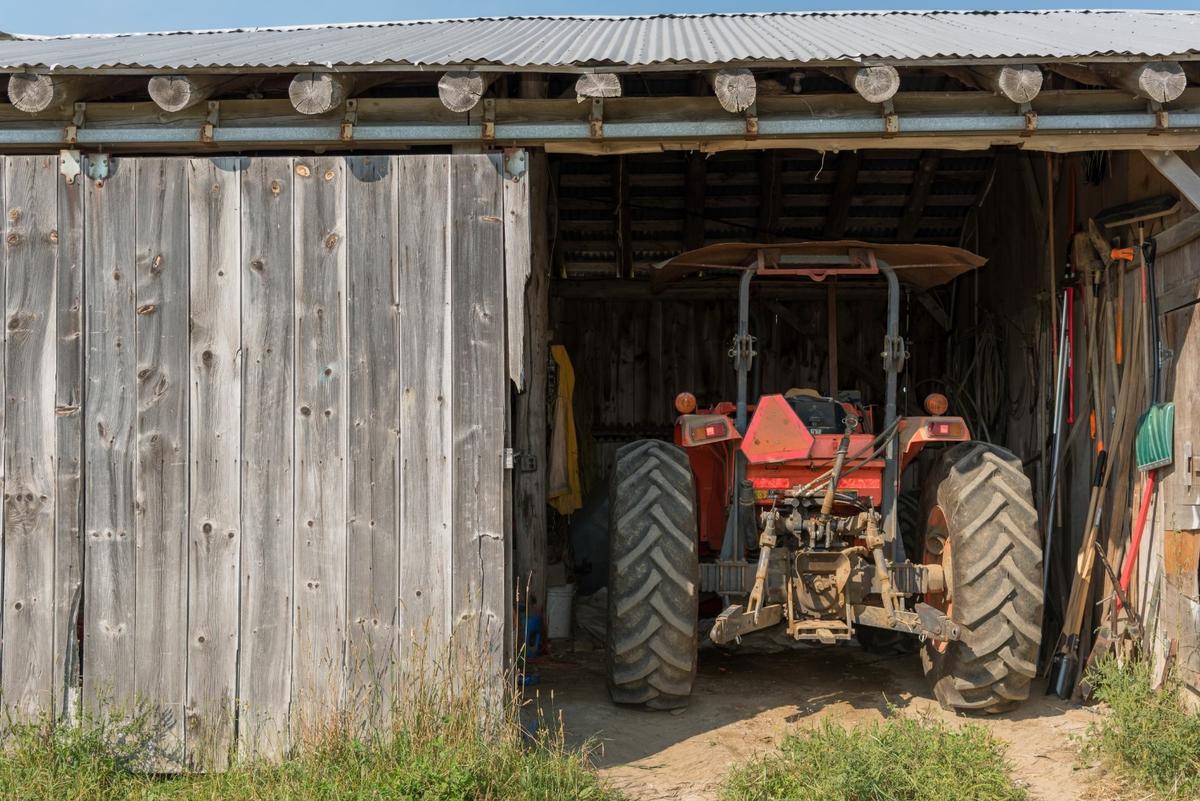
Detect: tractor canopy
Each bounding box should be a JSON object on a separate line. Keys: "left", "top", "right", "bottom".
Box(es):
{"left": 650, "top": 240, "right": 987, "bottom": 291}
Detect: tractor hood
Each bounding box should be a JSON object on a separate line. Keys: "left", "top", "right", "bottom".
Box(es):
{"left": 650, "top": 240, "right": 987, "bottom": 292}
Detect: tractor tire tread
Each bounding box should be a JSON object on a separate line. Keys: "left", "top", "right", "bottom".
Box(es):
{"left": 921, "top": 441, "right": 1042, "bottom": 714}
{"left": 608, "top": 439, "right": 699, "bottom": 710}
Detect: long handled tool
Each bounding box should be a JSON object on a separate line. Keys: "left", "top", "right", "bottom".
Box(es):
{"left": 1050, "top": 449, "right": 1106, "bottom": 698}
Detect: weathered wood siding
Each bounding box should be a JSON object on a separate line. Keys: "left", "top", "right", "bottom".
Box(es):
{"left": 0, "top": 153, "right": 521, "bottom": 766}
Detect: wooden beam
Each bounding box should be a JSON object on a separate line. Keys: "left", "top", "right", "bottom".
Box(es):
{"left": 706, "top": 68, "right": 757, "bottom": 114}
{"left": 437, "top": 70, "right": 500, "bottom": 113}
{"left": 7, "top": 73, "right": 88, "bottom": 113}
{"left": 1045, "top": 63, "right": 1107, "bottom": 87}
{"left": 1094, "top": 61, "right": 1187, "bottom": 103}
{"left": 1141, "top": 149, "right": 1200, "bottom": 209}
{"left": 895, "top": 151, "right": 941, "bottom": 242}
{"left": 550, "top": 278, "right": 886, "bottom": 301}
{"left": 518, "top": 73, "right": 548, "bottom": 100}
{"left": 148, "top": 75, "right": 234, "bottom": 113}
{"left": 823, "top": 151, "right": 861, "bottom": 239}
{"left": 288, "top": 72, "right": 357, "bottom": 115}
{"left": 842, "top": 66, "right": 900, "bottom": 104}
{"left": 683, "top": 151, "right": 707, "bottom": 251}
{"left": 969, "top": 65, "right": 1043, "bottom": 104}
{"left": 574, "top": 73, "right": 622, "bottom": 101}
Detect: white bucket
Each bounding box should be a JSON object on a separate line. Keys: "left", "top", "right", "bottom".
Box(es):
{"left": 546, "top": 583, "right": 576, "bottom": 639}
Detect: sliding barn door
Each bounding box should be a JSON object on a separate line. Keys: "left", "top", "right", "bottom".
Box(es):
{"left": 0, "top": 152, "right": 522, "bottom": 769}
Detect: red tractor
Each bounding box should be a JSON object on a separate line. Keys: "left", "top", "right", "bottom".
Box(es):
{"left": 608, "top": 242, "right": 1042, "bottom": 713}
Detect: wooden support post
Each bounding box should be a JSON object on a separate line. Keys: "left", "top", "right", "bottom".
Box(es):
{"left": 574, "top": 73, "right": 621, "bottom": 102}
{"left": 7, "top": 73, "right": 88, "bottom": 113}
{"left": 683, "top": 151, "right": 707, "bottom": 251}
{"left": 823, "top": 151, "right": 861, "bottom": 239}
{"left": 288, "top": 72, "right": 357, "bottom": 115}
{"left": 843, "top": 65, "right": 900, "bottom": 104}
{"left": 437, "top": 71, "right": 500, "bottom": 113}
{"left": 615, "top": 155, "right": 633, "bottom": 277}
{"left": 707, "top": 68, "right": 757, "bottom": 114}
{"left": 513, "top": 152, "right": 550, "bottom": 613}
{"left": 757, "top": 150, "right": 782, "bottom": 241}
{"left": 1094, "top": 61, "right": 1187, "bottom": 103}
{"left": 148, "top": 75, "right": 234, "bottom": 113}
{"left": 896, "top": 151, "right": 941, "bottom": 243}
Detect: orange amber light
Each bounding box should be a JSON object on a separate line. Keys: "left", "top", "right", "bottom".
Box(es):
{"left": 924, "top": 393, "right": 949, "bottom": 416}
{"left": 675, "top": 392, "right": 698, "bottom": 414}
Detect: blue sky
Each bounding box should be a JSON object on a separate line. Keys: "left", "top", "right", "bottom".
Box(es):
{"left": 5, "top": 1, "right": 1200, "bottom": 36}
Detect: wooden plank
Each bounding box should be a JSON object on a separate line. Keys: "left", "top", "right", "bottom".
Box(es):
{"left": 132, "top": 158, "right": 189, "bottom": 767}
{"left": 1, "top": 156, "right": 56, "bottom": 720}
{"left": 450, "top": 155, "right": 506, "bottom": 683}
{"left": 396, "top": 155, "right": 453, "bottom": 668}
{"left": 513, "top": 152, "right": 548, "bottom": 613}
{"left": 615, "top": 156, "right": 633, "bottom": 278}
{"left": 345, "top": 156, "right": 400, "bottom": 728}
{"left": 83, "top": 156, "right": 138, "bottom": 715}
{"left": 54, "top": 162, "right": 84, "bottom": 721}
{"left": 238, "top": 157, "right": 295, "bottom": 761}
{"left": 895, "top": 151, "right": 941, "bottom": 242}
{"left": 292, "top": 156, "right": 348, "bottom": 734}
{"left": 757, "top": 150, "right": 782, "bottom": 240}
{"left": 186, "top": 157, "right": 242, "bottom": 770}
{"left": 504, "top": 157, "right": 532, "bottom": 390}
{"left": 823, "top": 151, "right": 861, "bottom": 239}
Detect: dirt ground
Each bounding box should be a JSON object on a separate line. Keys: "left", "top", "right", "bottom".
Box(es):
{"left": 531, "top": 642, "right": 1102, "bottom": 801}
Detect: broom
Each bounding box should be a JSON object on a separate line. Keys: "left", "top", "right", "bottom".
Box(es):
{"left": 1117, "top": 232, "right": 1174, "bottom": 615}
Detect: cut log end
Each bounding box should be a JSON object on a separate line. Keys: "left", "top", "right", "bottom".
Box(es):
{"left": 289, "top": 72, "right": 353, "bottom": 115}
{"left": 438, "top": 71, "right": 492, "bottom": 113}
{"left": 148, "top": 75, "right": 204, "bottom": 113}
{"left": 1138, "top": 62, "right": 1187, "bottom": 104}
{"left": 711, "top": 68, "right": 757, "bottom": 114}
{"left": 8, "top": 72, "right": 60, "bottom": 113}
{"left": 851, "top": 65, "right": 900, "bottom": 104}
{"left": 995, "top": 65, "right": 1043, "bottom": 104}
{"left": 574, "top": 73, "right": 622, "bottom": 102}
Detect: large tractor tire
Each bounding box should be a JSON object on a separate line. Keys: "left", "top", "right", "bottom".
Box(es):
{"left": 607, "top": 439, "right": 699, "bottom": 710}
{"left": 920, "top": 442, "right": 1042, "bottom": 713}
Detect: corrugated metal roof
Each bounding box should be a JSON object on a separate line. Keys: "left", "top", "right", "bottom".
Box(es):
{"left": 1, "top": 11, "right": 1198, "bottom": 72}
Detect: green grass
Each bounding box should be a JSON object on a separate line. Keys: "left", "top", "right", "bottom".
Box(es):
{"left": 720, "top": 713, "right": 1025, "bottom": 801}
{"left": 1082, "top": 658, "right": 1200, "bottom": 801}
{"left": 0, "top": 681, "right": 621, "bottom": 801}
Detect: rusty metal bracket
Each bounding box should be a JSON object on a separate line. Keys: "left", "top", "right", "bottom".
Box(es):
{"left": 59, "top": 149, "right": 82, "bottom": 185}
{"left": 881, "top": 99, "right": 899, "bottom": 137}
{"left": 744, "top": 101, "right": 759, "bottom": 139}
{"left": 1150, "top": 101, "right": 1169, "bottom": 132}
{"left": 1021, "top": 102, "right": 1038, "bottom": 136}
{"left": 589, "top": 97, "right": 604, "bottom": 139}
{"left": 65, "top": 102, "right": 86, "bottom": 145}
{"left": 340, "top": 99, "right": 357, "bottom": 142}
{"left": 481, "top": 98, "right": 495, "bottom": 142}
{"left": 201, "top": 101, "right": 220, "bottom": 144}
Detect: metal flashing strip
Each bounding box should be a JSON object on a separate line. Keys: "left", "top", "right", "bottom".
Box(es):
{"left": 1, "top": 111, "right": 1199, "bottom": 147}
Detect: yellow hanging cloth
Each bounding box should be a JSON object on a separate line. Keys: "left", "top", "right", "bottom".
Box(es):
{"left": 547, "top": 345, "right": 582, "bottom": 515}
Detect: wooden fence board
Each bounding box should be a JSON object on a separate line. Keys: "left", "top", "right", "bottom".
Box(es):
{"left": 292, "top": 156, "right": 348, "bottom": 733}
{"left": 238, "top": 157, "right": 295, "bottom": 761}
{"left": 133, "top": 158, "right": 189, "bottom": 767}
{"left": 450, "top": 156, "right": 505, "bottom": 677}
{"left": 396, "top": 156, "right": 453, "bottom": 667}
{"left": 54, "top": 165, "right": 84, "bottom": 721}
{"left": 1, "top": 156, "right": 57, "bottom": 719}
{"left": 83, "top": 157, "right": 138, "bottom": 713}
{"left": 345, "top": 156, "right": 399, "bottom": 726}
{"left": 186, "top": 158, "right": 242, "bottom": 770}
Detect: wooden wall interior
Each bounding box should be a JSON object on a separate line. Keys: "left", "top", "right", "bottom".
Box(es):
{"left": 553, "top": 149, "right": 993, "bottom": 277}
{"left": 0, "top": 153, "right": 519, "bottom": 767}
